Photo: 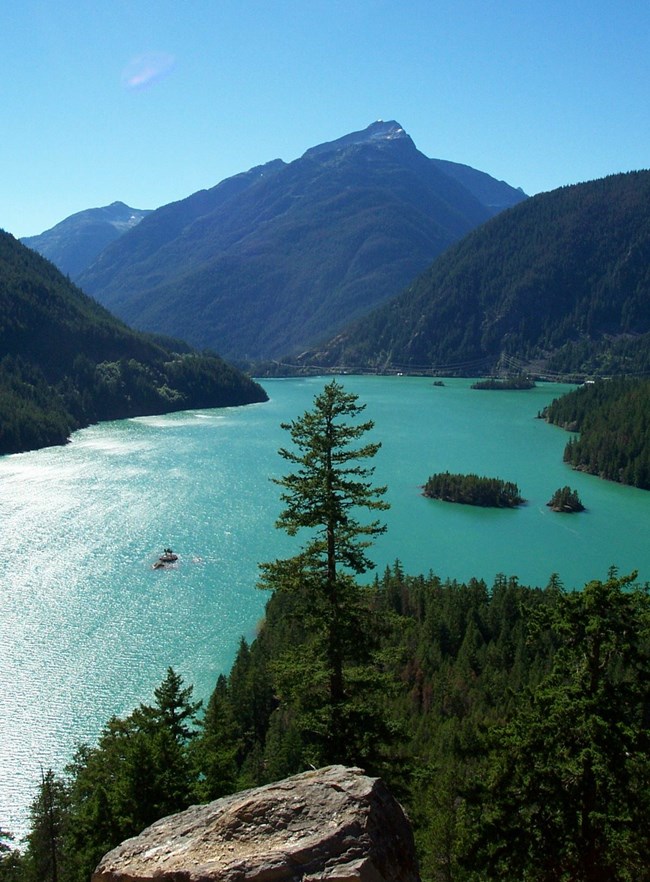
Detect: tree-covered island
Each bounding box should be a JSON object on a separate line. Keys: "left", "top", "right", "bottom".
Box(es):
{"left": 471, "top": 376, "right": 535, "bottom": 390}
{"left": 423, "top": 471, "right": 525, "bottom": 507}
{"left": 547, "top": 485, "right": 585, "bottom": 512}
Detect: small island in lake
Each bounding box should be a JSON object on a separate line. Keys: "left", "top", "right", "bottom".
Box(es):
{"left": 471, "top": 376, "right": 536, "bottom": 390}
{"left": 547, "top": 486, "right": 585, "bottom": 513}
{"left": 423, "top": 471, "right": 525, "bottom": 507}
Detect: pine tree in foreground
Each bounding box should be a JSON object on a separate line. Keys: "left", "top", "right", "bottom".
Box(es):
{"left": 259, "top": 379, "right": 391, "bottom": 768}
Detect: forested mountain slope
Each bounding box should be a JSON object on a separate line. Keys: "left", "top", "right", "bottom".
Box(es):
{"left": 77, "top": 121, "right": 525, "bottom": 362}
{"left": 21, "top": 202, "right": 150, "bottom": 278}
{"left": 301, "top": 171, "right": 650, "bottom": 376}
{"left": 0, "top": 231, "right": 266, "bottom": 455}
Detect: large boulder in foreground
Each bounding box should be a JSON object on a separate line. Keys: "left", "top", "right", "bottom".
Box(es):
{"left": 92, "top": 765, "right": 419, "bottom": 882}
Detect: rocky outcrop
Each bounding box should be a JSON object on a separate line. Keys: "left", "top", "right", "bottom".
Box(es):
{"left": 92, "top": 766, "right": 419, "bottom": 882}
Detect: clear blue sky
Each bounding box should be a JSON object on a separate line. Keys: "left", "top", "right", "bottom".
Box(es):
{"left": 3, "top": 0, "right": 650, "bottom": 238}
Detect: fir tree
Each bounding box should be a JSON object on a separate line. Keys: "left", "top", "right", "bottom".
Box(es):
{"left": 259, "top": 380, "right": 390, "bottom": 766}
{"left": 23, "top": 769, "right": 68, "bottom": 882}
{"left": 0, "top": 830, "right": 22, "bottom": 882}
{"left": 468, "top": 571, "right": 650, "bottom": 881}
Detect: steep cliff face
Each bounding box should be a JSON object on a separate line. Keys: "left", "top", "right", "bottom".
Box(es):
{"left": 92, "top": 766, "right": 420, "bottom": 882}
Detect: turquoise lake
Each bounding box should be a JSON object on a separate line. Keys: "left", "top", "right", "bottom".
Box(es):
{"left": 1, "top": 375, "right": 649, "bottom": 835}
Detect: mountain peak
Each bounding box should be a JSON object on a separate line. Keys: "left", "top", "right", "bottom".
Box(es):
{"left": 364, "top": 119, "right": 409, "bottom": 140}
{"left": 21, "top": 202, "right": 151, "bottom": 278}
{"left": 303, "top": 120, "right": 411, "bottom": 158}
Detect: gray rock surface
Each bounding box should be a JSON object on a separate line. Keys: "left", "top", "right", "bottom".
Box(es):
{"left": 92, "top": 765, "right": 419, "bottom": 882}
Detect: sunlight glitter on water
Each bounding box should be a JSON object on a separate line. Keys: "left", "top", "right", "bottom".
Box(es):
{"left": 0, "top": 412, "right": 279, "bottom": 836}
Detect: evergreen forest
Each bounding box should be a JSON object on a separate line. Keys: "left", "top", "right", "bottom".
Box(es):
{"left": 2, "top": 382, "right": 648, "bottom": 882}
{"left": 4, "top": 567, "right": 648, "bottom": 882}
{"left": 542, "top": 377, "right": 650, "bottom": 488}
{"left": 0, "top": 231, "right": 266, "bottom": 455}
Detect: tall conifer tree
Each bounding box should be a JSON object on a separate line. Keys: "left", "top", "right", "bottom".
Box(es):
{"left": 260, "top": 380, "right": 389, "bottom": 765}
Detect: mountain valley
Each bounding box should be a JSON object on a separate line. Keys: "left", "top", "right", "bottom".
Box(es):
{"left": 0, "top": 230, "right": 266, "bottom": 455}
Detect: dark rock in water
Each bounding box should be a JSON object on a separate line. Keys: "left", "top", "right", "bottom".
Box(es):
{"left": 92, "top": 765, "right": 420, "bottom": 882}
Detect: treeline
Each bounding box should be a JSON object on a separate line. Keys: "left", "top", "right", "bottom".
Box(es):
{"left": 423, "top": 472, "right": 524, "bottom": 507}
{"left": 0, "top": 351, "right": 267, "bottom": 455}
{"left": 4, "top": 567, "right": 649, "bottom": 882}
{"left": 0, "top": 357, "right": 73, "bottom": 452}
{"left": 0, "top": 231, "right": 266, "bottom": 454}
{"left": 542, "top": 377, "right": 650, "bottom": 488}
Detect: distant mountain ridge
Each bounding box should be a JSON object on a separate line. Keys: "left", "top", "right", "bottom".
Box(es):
{"left": 22, "top": 201, "right": 151, "bottom": 278}
{"left": 429, "top": 158, "right": 526, "bottom": 212}
{"left": 298, "top": 171, "right": 650, "bottom": 377}
{"left": 0, "top": 230, "right": 266, "bottom": 455}
{"left": 75, "top": 121, "right": 526, "bottom": 362}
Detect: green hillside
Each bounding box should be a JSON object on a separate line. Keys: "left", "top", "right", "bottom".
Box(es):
{"left": 299, "top": 171, "right": 650, "bottom": 377}
{"left": 0, "top": 231, "right": 267, "bottom": 455}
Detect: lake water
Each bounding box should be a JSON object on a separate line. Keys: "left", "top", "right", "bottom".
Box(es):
{"left": 1, "top": 376, "right": 648, "bottom": 836}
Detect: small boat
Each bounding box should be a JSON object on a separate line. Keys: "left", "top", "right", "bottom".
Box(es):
{"left": 153, "top": 548, "right": 179, "bottom": 569}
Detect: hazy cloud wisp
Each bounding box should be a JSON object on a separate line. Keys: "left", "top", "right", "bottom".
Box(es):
{"left": 121, "top": 52, "right": 176, "bottom": 91}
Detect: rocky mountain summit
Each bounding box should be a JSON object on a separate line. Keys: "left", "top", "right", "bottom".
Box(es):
{"left": 301, "top": 119, "right": 411, "bottom": 157}
{"left": 92, "top": 766, "right": 419, "bottom": 882}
